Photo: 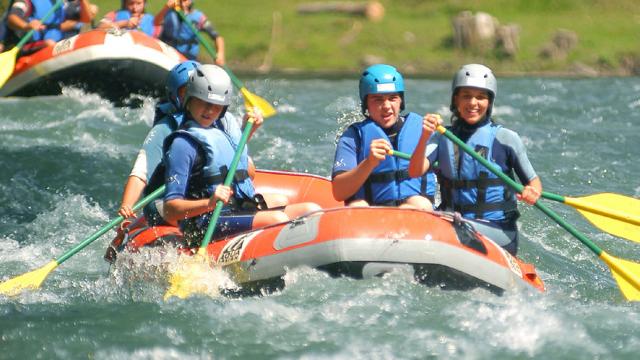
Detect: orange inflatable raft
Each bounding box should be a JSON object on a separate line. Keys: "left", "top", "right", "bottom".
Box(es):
{"left": 0, "top": 29, "right": 185, "bottom": 103}
{"left": 120, "top": 170, "right": 545, "bottom": 296}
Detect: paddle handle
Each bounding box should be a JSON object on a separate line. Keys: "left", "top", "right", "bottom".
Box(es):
{"left": 15, "top": 0, "right": 65, "bottom": 50}
{"left": 56, "top": 185, "right": 166, "bottom": 264}
{"left": 387, "top": 149, "right": 411, "bottom": 160}
{"left": 198, "top": 120, "right": 255, "bottom": 252}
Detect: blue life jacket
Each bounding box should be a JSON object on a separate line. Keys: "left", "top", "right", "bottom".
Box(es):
{"left": 153, "top": 101, "right": 183, "bottom": 130}
{"left": 351, "top": 112, "right": 436, "bottom": 205}
{"left": 160, "top": 10, "right": 205, "bottom": 60}
{"left": 164, "top": 119, "right": 255, "bottom": 202}
{"left": 28, "top": 0, "right": 65, "bottom": 42}
{"left": 437, "top": 120, "right": 517, "bottom": 221}
{"left": 114, "top": 9, "right": 155, "bottom": 36}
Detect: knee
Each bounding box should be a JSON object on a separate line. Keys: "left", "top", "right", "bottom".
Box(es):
{"left": 271, "top": 211, "right": 290, "bottom": 224}
{"left": 303, "top": 202, "right": 322, "bottom": 213}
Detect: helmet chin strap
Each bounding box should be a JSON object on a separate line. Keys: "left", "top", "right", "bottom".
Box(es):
{"left": 218, "top": 106, "right": 228, "bottom": 121}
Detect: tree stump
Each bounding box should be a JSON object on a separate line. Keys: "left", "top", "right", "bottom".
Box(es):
{"left": 496, "top": 24, "right": 520, "bottom": 58}
{"left": 452, "top": 11, "right": 498, "bottom": 53}
{"left": 452, "top": 11, "right": 519, "bottom": 58}
{"left": 539, "top": 29, "right": 578, "bottom": 60}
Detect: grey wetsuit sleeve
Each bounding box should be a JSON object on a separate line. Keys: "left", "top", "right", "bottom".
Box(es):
{"left": 495, "top": 127, "right": 538, "bottom": 183}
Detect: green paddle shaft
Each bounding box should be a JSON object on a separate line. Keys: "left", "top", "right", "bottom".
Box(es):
{"left": 56, "top": 185, "right": 166, "bottom": 264}
{"left": 435, "top": 126, "right": 603, "bottom": 255}
{"left": 199, "top": 121, "right": 254, "bottom": 250}
{"left": 173, "top": 9, "right": 244, "bottom": 92}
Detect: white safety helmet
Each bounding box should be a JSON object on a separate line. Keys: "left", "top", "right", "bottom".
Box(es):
{"left": 450, "top": 64, "right": 497, "bottom": 117}
{"left": 184, "top": 64, "right": 233, "bottom": 107}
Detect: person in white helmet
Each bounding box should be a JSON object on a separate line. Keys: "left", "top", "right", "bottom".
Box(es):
{"left": 155, "top": 64, "right": 319, "bottom": 247}
{"left": 409, "top": 64, "right": 542, "bottom": 255}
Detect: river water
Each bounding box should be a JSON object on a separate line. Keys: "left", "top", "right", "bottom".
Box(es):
{"left": 1, "top": 77, "right": 639, "bottom": 359}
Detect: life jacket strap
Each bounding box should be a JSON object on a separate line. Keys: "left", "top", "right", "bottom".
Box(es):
{"left": 368, "top": 169, "right": 410, "bottom": 183}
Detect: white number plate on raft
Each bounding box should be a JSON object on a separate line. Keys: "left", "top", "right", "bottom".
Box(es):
{"left": 53, "top": 36, "right": 78, "bottom": 56}
{"left": 498, "top": 246, "right": 523, "bottom": 278}
{"left": 216, "top": 231, "right": 261, "bottom": 266}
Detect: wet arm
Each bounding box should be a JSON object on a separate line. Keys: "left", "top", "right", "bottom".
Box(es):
{"left": 213, "top": 35, "right": 225, "bottom": 65}
{"left": 201, "top": 18, "right": 224, "bottom": 64}
{"left": 408, "top": 134, "right": 431, "bottom": 178}
{"left": 154, "top": 0, "right": 174, "bottom": 26}
{"left": 118, "top": 175, "right": 146, "bottom": 218}
{"left": 332, "top": 159, "right": 377, "bottom": 202}
{"left": 7, "top": 13, "right": 40, "bottom": 32}
{"left": 332, "top": 138, "right": 390, "bottom": 202}
{"left": 77, "top": 0, "right": 93, "bottom": 23}
{"left": 164, "top": 198, "right": 212, "bottom": 224}
{"left": 409, "top": 113, "right": 440, "bottom": 178}
{"left": 499, "top": 128, "right": 542, "bottom": 205}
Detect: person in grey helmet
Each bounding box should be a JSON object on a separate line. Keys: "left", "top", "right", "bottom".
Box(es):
{"left": 156, "top": 64, "right": 320, "bottom": 247}
{"left": 409, "top": 64, "right": 542, "bottom": 255}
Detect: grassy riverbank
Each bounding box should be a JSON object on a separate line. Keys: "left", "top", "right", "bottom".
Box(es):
{"left": 91, "top": 0, "right": 640, "bottom": 77}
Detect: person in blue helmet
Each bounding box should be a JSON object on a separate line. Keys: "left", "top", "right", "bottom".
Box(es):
{"left": 409, "top": 64, "right": 542, "bottom": 255}
{"left": 98, "top": 0, "right": 156, "bottom": 37}
{"left": 5, "top": 0, "right": 93, "bottom": 55}
{"left": 331, "top": 64, "right": 436, "bottom": 210}
{"left": 154, "top": 0, "right": 225, "bottom": 64}
{"left": 157, "top": 64, "right": 320, "bottom": 246}
{"left": 117, "top": 60, "right": 200, "bottom": 223}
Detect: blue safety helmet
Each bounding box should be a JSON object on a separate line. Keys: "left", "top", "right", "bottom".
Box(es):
{"left": 358, "top": 64, "right": 405, "bottom": 114}
{"left": 166, "top": 60, "right": 200, "bottom": 109}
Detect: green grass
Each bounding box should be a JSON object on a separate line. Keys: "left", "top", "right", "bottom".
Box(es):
{"left": 89, "top": 0, "right": 640, "bottom": 76}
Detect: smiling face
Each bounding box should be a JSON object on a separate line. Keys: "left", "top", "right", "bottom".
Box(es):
{"left": 187, "top": 97, "right": 225, "bottom": 127}
{"left": 366, "top": 93, "right": 402, "bottom": 128}
{"left": 453, "top": 87, "right": 491, "bottom": 125}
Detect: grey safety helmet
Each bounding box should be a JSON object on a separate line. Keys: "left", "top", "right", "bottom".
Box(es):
{"left": 184, "top": 64, "right": 233, "bottom": 117}
{"left": 450, "top": 64, "right": 497, "bottom": 117}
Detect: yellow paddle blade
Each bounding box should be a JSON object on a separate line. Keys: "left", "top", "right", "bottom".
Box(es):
{"left": 600, "top": 252, "right": 640, "bottom": 301}
{"left": 241, "top": 87, "right": 277, "bottom": 119}
{"left": 0, "top": 47, "right": 19, "bottom": 88}
{"left": 0, "top": 260, "right": 59, "bottom": 296}
{"left": 163, "top": 254, "right": 220, "bottom": 300}
{"left": 566, "top": 193, "right": 640, "bottom": 243}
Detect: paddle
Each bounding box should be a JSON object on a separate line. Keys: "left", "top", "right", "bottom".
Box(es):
{"left": 173, "top": 7, "right": 277, "bottom": 118}
{"left": 0, "top": 0, "right": 64, "bottom": 88}
{"left": 390, "top": 149, "right": 640, "bottom": 242}
{"left": 164, "top": 117, "right": 256, "bottom": 300}
{"left": 0, "top": 185, "right": 166, "bottom": 297}
{"left": 434, "top": 125, "right": 640, "bottom": 300}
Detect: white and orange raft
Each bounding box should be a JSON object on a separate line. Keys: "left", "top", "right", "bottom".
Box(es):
{"left": 121, "top": 170, "right": 545, "bottom": 296}
{"left": 0, "top": 29, "right": 185, "bottom": 103}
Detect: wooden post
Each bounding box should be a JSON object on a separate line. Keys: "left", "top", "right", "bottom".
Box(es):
{"left": 297, "top": 1, "right": 385, "bottom": 22}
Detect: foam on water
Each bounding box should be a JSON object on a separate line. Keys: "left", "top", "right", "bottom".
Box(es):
{"left": 2, "top": 77, "right": 640, "bottom": 358}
